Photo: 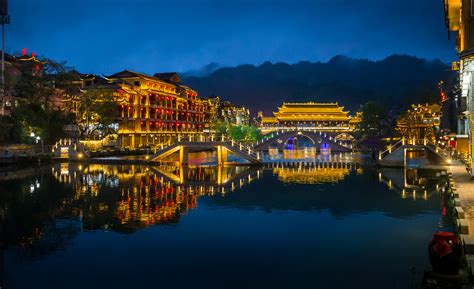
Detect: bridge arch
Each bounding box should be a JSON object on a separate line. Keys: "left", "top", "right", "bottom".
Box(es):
{"left": 254, "top": 130, "right": 352, "bottom": 152}
{"left": 283, "top": 134, "right": 316, "bottom": 150}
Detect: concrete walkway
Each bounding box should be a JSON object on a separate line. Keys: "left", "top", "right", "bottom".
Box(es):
{"left": 448, "top": 162, "right": 474, "bottom": 261}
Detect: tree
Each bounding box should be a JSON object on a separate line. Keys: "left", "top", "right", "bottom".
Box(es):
{"left": 358, "top": 101, "right": 388, "bottom": 137}
{"left": 78, "top": 89, "right": 119, "bottom": 139}
{"left": 243, "top": 125, "right": 262, "bottom": 142}
{"left": 210, "top": 119, "right": 262, "bottom": 142}
{"left": 229, "top": 125, "right": 245, "bottom": 141}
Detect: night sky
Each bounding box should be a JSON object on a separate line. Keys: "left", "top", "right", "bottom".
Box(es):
{"left": 9, "top": 0, "right": 456, "bottom": 75}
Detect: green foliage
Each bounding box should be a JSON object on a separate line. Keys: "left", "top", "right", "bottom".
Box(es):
{"left": 78, "top": 89, "right": 119, "bottom": 139}
{"left": 211, "top": 119, "right": 262, "bottom": 142}
{"left": 229, "top": 126, "right": 245, "bottom": 141}
{"left": 0, "top": 58, "right": 78, "bottom": 145}
{"left": 0, "top": 103, "right": 73, "bottom": 145}
{"left": 0, "top": 115, "right": 26, "bottom": 144}
{"left": 211, "top": 120, "right": 228, "bottom": 135}
{"left": 15, "top": 74, "right": 54, "bottom": 106}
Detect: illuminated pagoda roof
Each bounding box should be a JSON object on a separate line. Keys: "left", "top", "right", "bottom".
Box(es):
{"left": 106, "top": 70, "right": 198, "bottom": 97}
{"left": 272, "top": 102, "right": 351, "bottom": 122}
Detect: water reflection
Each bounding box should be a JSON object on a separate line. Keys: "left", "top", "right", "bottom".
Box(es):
{"left": 50, "top": 163, "right": 262, "bottom": 231}
{"left": 379, "top": 167, "right": 449, "bottom": 201}
{"left": 266, "top": 150, "right": 361, "bottom": 163}
{"left": 0, "top": 164, "right": 451, "bottom": 257}
{"left": 272, "top": 166, "right": 353, "bottom": 184}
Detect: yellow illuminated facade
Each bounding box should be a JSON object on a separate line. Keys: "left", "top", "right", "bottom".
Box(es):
{"left": 81, "top": 71, "right": 208, "bottom": 150}
{"left": 258, "top": 102, "right": 360, "bottom": 134}
{"left": 395, "top": 103, "right": 442, "bottom": 143}
{"left": 444, "top": 0, "right": 474, "bottom": 168}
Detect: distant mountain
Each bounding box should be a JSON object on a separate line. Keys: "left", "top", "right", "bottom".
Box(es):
{"left": 183, "top": 55, "right": 454, "bottom": 115}
{"left": 180, "top": 62, "right": 221, "bottom": 78}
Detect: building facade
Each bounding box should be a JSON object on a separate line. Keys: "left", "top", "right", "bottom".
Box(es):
{"left": 444, "top": 0, "right": 474, "bottom": 165}
{"left": 202, "top": 96, "right": 250, "bottom": 127}
{"left": 257, "top": 102, "right": 360, "bottom": 135}
{"left": 1, "top": 50, "right": 46, "bottom": 115}
{"left": 80, "top": 70, "right": 208, "bottom": 150}
{"left": 395, "top": 103, "right": 442, "bottom": 143}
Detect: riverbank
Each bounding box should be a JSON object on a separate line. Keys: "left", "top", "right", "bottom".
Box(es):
{"left": 447, "top": 162, "right": 474, "bottom": 275}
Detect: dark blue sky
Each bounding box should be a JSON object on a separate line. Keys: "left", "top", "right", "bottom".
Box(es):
{"left": 9, "top": 0, "right": 456, "bottom": 74}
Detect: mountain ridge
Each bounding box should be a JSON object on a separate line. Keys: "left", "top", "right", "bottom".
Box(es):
{"left": 183, "top": 55, "right": 454, "bottom": 115}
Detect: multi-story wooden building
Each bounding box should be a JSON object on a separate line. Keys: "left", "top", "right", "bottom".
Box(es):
{"left": 257, "top": 102, "right": 360, "bottom": 134}
{"left": 202, "top": 96, "right": 250, "bottom": 127}
{"left": 444, "top": 0, "right": 474, "bottom": 164}
{"left": 1, "top": 50, "right": 46, "bottom": 115}
{"left": 81, "top": 70, "right": 207, "bottom": 150}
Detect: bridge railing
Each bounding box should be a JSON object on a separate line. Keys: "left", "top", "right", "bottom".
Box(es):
{"left": 253, "top": 129, "right": 353, "bottom": 149}
{"left": 378, "top": 137, "right": 406, "bottom": 160}
{"left": 152, "top": 134, "right": 262, "bottom": 161}
{"left": 378, "top": 137, "right": 452, "bottom": 161}
{"left": 424, "top": 139, "right": 451, "bottom": 159}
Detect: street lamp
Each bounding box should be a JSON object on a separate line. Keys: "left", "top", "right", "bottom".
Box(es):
{"left": 30, "top": 133, "right": 43, "bottom": 154}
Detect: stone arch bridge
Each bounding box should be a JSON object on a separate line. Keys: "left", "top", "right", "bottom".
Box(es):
{"left": 253, "top": 130, "right": 353, "bottom": 152}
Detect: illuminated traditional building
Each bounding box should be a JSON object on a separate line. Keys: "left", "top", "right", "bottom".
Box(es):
{"left": 203, "top": 95, "right": 250, "bottom": 127}
{"left": 80, "top": 71, "right": 207, "bottom": 149}
{"left": 444, "top": 0, "right": 474, "bottom": 165}
{"left": 219, "top": 100, "right": 250, "bottom": 126}
{"left": 395, "top": 103, "right": 442, "bottom": 143}
{"left": 258, "top": 102, "right": 360, "bottom": 134}
{"left": 1, "top": 49, "right": 46, "bottom": 115}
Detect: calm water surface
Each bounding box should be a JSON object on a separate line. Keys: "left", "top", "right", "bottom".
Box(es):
{"left": 0, "top": 162, "right": 452, "bottom": 289}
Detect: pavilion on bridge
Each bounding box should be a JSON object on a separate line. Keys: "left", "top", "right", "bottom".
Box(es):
{"left": 257, "top": 102, "right": 360, "bottom": 135}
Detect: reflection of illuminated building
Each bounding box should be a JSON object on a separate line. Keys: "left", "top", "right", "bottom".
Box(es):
{"left": 51, "top": 163, "right": 260, "bottom": 231}
{"left": 282, "top": 147, "right": 317, "bottom": 159}
{"left": 378, "top": 167, "right": 448, "bottom": 200}
{"left": 272, "top": 167, "right": 351, "bottom": 184}
{"left": 257, "top": 102, "right": 360, "bottom": 134}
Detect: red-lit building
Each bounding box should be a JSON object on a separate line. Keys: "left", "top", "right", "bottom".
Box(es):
{"left": 79, "top": 70, "right": 208, "bottom": 150}
{"left": 1, "top": 49, "right": 46, "bottom": 115}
